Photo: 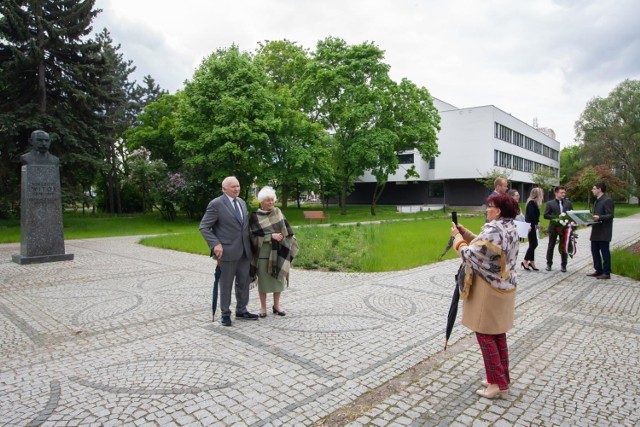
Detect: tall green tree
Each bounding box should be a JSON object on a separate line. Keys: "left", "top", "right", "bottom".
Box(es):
{"left": 575, "top": 79, "right": 640, "bottom": 202}
{"left": 174, "top": 45, "right": 277, "bottom": 195}
{"left": 300, "top": 37, "right": 398, "bottom": 215}
{"left": 138, "top": 75, "right": 167, "bottom": 108}
{"left": 93, "top": 29, "right": 140, "bottom": 214}
{"left": 255, "top": 40, "right": 331, "bottom": 207}
{"left": 0, "top": 0, "right": 105, "bottom": 211}
{"left": 565, "top": 165, "right": 600, "bottom": 204}
{"left": 565, "top": 164, "right": 628, "bottom": 205}
{"left": 92, "top": 30, "right": 166, "bottom": 214}
{"left": 559, "top": 145, "right": 584, "bottom": 185}
{"left": 125, "top": 92, "right": 182, "bottom": 171}
{"left": 369, "top": 79, "right": 440, "bottom": 215}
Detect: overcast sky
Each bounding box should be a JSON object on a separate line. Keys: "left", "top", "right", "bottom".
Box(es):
{"left": 93, "top": 0, "right": 640, "bottom": 147}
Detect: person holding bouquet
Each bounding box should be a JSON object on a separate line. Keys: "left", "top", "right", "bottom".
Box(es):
{"left": 544, "top": 186, "right": 574, "bottom": 272}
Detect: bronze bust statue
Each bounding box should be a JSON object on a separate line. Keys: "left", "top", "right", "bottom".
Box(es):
{"left": 21, "top": 130, "right": 59, "bottom": 165}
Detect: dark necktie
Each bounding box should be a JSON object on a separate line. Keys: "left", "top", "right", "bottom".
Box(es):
{"left": 233, "top": 199, "right": 242, "bottom": 223}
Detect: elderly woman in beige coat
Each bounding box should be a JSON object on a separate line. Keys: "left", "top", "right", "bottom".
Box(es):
{"left": 451, "top": 193, "right": 520, "bottom": 399}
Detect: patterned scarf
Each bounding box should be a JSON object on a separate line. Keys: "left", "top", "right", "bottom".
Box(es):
{"left": 249, "top": 207, "right": 299, "bottom": 286}
{"left": 458, "top": 218, "right": 519, "bottom": 298}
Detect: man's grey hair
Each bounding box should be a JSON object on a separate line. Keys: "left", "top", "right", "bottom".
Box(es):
{"left": 221, "top": 176, "right": 238, "bottom": 190}
{"left": 257, "top": 186, "right": 277, "bottom": 203}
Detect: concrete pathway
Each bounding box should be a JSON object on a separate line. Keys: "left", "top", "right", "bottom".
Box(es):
{"left": 1, "top": 215, "right": 639, "bottom": 426}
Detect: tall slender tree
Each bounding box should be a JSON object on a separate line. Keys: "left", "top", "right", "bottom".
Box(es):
{"left": 255, "top": 40, "right": 331, "bottom": 207}
{"left": 93, "top": 28, "right": 140, "bottom": 214}
{"left": 300, "top": 37, "right": 440, "bottom": 215}
{"left": 0, "top": 0, "right": 104, "bottom": 210}
{"left": 174, "top": 45, "right": 277, "bottom": 194}
{"left": 369, "top": 79, "right": 440, "bottom": 215}
{"left": 125, "top": 92, "right": 182, "bottom": 171}
{"left": 299, "top": 38, "right": 395, "bottom": 214}
{"left": 575, "top": 79, "right": 640, "bottom": 202}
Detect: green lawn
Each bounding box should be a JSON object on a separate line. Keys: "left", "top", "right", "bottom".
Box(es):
{"left": 0, "top": 212, "right": 197, "bottom": 244}
{"left": 2, "top": 204, "right": 639, "bottom": 274}
{"left": 0, "top": 204, "right": 456, "bottom": 244}
{"left": 138, "top": 215, "right": 486, "bottom": 272}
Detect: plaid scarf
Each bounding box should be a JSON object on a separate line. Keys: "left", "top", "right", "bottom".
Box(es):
{"left": 249, "top": 207, "right": 299, "bottom": 286}
{"left": 458, "top": 218, "right": 519, "bottom": 297}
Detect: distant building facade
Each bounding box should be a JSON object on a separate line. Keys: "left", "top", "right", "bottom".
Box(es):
{"left": 348, "top": 98, "right": 561, "bottom": 206}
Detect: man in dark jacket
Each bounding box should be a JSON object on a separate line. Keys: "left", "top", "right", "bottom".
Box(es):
{"left": 586, "top": 182, "right": 614, "bottom": 279}
{"left": 544, "top": 186, "right": 574, "bottom": 272}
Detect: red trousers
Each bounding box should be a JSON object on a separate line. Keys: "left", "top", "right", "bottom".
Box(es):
{"left": 476, "top": 332, "right": 510, "bottom": 390}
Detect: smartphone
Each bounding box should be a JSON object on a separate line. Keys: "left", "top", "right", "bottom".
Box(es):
{"left": 451, "top": 211, "right": 458, "bottom": 225}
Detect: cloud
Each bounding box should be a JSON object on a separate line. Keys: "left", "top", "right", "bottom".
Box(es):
{"left": 91, "top": 0, "right": 640, "bottom": 146}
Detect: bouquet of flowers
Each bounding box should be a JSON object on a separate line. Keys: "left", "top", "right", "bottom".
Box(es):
{"left": 550, "top": 212, "right": 578, "bottom": 257}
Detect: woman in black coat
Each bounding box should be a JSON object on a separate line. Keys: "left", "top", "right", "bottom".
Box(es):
{"left": 522, "top": 188, "right": 544, "bottom": 271}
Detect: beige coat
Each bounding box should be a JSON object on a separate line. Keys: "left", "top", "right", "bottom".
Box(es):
{"left": 454, "top": 230, "right": 516, "bottom": 335}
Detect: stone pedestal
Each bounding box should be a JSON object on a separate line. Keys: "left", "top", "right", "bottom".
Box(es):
{"left": 12, "top": 165, "right": 74, "bottom": 265}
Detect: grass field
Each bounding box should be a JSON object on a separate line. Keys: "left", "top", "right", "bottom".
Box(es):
{"left": 2, "top": 203, "right": 639, "bottom": 274}
{"left": 138, "top": 215, "right": 487, "bottom": 272}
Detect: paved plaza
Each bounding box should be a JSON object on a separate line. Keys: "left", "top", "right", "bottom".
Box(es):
{"left": 1, "top": 215, "right": 639, "bottom": 426}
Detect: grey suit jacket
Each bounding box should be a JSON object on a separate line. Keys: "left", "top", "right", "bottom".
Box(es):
{"left": 590, "top": 194, "right": 614, "bottom": 242}
{"left": 199, "top": 195, "right": 252, "bottom": 261}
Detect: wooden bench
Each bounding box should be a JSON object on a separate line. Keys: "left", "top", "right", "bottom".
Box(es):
{"left": 303, "top": 210, "right": 329, "bottom": 223}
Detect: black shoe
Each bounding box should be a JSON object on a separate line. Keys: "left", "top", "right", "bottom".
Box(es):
{"left": 561, "top": 266, "right": 567, "bottom": 272}
{"left": 586, "top": 272, "right": 601, "bottom": 277}
{"left": 529, "top": 263, "right": 540, "bottom": 271}
{"left": 272, "top": 306, "right": 286, "bottom": 316}
{"left": 236, "top": 312, "right": 259, "bottom": 320}
{"left": 521, "top": 261, "right": 531, "bottom": 271}
{"left": 545, "top": 265, "right": 552, "bottom": 271}
{"left": 221, "top": 315, "right": 232, "bottom": 326}
{"left": 259, "top": 312, "right": 267, "bottom": 318}
{"left": 596, "top": 274, "right": 611, "bottom": 280}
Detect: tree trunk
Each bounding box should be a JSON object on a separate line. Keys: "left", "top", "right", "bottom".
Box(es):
{"left": 35, "top": 3, "right": 47, "bottom": 114}
{"left": 107, "top": 142, "right": 122, "bottom": 214}
{"left": 340, "top": 181, "right": 348, "bottom": 215}
{"left": 371, "top": 182, "right": 387, "bottom": 216}
{"left": 105, "top": 171, "right": 114, "bottom": 214}
{"left": 281, "top": 183, "right": 289, "bottom": 208}
{"left": 114, "top": 175, "right": 122, "bottom": 215}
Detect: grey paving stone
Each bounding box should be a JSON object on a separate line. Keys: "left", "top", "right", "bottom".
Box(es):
{"left": 0, "top": 217, "right": 638, "bottom": 426}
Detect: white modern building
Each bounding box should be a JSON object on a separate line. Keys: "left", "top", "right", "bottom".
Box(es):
{"left": 348, "top": 98, "right": 561, "bottom": 206}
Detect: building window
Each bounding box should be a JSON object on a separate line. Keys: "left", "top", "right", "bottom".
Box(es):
{"left": 534, "top": 142, "right": 543, "bottom": 154}
{"left": 428, "top": 182, "right": 444, "bottom": 197}
{"left": 429, "top": 157, "right": 435, "bottom": 169}
{"left": 495, "top": 122, "right": 558, "bottom": 161}
{"left": 494, "top": 149, "right": 558, "bottom": 177}
{"left": 525, "top": 137, "right": 534, "bottom": 151}
{"left": 398, "top": 153, "right": 414, "bottom": 164}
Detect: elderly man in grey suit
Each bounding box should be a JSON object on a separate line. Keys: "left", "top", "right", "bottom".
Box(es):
{"left": 199, "top": 176, "right": 258, "bottom": 326}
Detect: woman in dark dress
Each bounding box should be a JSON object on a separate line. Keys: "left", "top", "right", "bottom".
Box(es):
{"left": 522, "top": 187, "right": 544, "bottom": 271}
